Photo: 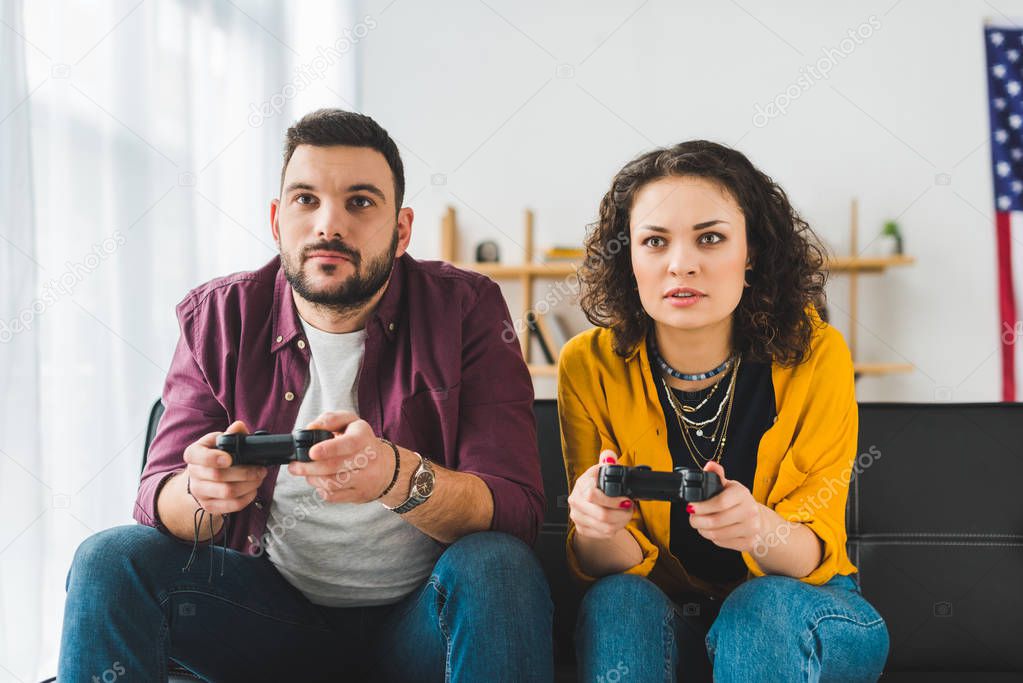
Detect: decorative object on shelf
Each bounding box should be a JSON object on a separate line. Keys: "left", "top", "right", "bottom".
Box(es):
{"left": 542, "top": 246, "right": 584, "bottom": 262}
{"left": 475, "top": 240, "right": 500, "bottom": 263}
{"left": 878, "top": 220, "right": 904, "bottom": 256}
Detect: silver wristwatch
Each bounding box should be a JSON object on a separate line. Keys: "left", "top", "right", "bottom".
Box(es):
{"left": 384, "top": 451, "right": 435, "bottom": 514}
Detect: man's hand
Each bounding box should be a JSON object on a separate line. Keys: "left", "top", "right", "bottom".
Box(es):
{"left": 287, "top": 410, "right": 397, "bottom": 504}
{"left": 182, "top": 421, "right": 267, "bottom": 514}
{"left": 686, "top": 460, "right": 765, "bottom": 554}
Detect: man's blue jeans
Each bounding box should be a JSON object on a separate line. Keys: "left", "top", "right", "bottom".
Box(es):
{"left": 576, "top": 572, "right": 889, "bottom": 682}
{"left": 59, "top": 525, "right": 554, "bottom": 682}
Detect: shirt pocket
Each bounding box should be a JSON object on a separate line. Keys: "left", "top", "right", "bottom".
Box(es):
{"left": 396, "top": 384, "right": 460, "bottom": 460}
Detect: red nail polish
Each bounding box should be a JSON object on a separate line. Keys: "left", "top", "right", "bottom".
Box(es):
{"left": 603, "top": 457, "right": 616, "bottom": 464}
{"left": 686, "top": 504, "right": 695, "bottom": 514}
{"left": 619, "top": 500, "right": 632, "bottom": 508}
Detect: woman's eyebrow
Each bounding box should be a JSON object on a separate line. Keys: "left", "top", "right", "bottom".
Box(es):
{"left": 634, "top": 220, "right": 729, "bottom": 232}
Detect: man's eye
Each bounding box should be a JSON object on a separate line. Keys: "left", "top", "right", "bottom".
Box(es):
{"left": 699, "top": 232, "right": 724, "bottom": 245}
{"left": 643, "top": 236, "right": 665, "bottom": 248}
{"left": 349, "top": 196, "right": 374, "bottom": 209}
{"left": 296, "top": 194, "right": 317, "bottom": 205}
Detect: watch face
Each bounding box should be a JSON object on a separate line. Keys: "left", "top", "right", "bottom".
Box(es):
{"left": 413, "top": 471, "right": 435, "bottom": 498}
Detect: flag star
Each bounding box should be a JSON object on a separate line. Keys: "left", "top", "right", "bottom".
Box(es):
{"left": 1012, "top": 180, "right": 1022, "bottom": 193}
{"left": 1012, "top": 148, "right": 1023, "bottom": 160}
{"left": 1011, "top": 49, "right": 1021, "bottom": 62}
{"left": 1010, "top": 114, "right": 1022, "bottom": 129}
{"left": 997, "top": 129, "right": 1009, "bottom": 143}
{"left": 1000, "top": 195, "right": 1012, "bottom": 209}
{"left": 995, "top": 64, "right": 1008, "bottom": 78}
{"left": 998, "top": 161, "right": 1011, "bottom": 177}
{"left": 997, "top": 97, "right": 1008, "bottom": 110}
{"left": 1008, "top": 81, "right": 1021, "bottom": 96}
{"left": 992, "top": 32, "right": 1005, "bottom": 46}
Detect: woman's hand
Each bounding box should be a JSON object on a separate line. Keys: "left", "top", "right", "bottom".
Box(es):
{"left": 687, "top": 460, "right": 765, "bottom": 554}
{"left": 568, "top": 451, "right": 635, "bottom": 540}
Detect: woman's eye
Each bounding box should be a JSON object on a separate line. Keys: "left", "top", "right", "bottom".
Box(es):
{"left": 643, "top": 236, "right": 665, "bottom": 248}
{"left": 699, "top": 232, "right": 724, "bottom": 245}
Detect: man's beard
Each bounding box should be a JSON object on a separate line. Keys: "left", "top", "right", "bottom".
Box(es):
{"left": 281, "top": 228, "right": 399, "bottom": 314}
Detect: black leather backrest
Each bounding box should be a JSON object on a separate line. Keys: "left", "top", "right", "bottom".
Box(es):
{"left": 142, "top": 398, "right": 165, "bottom": 473}
{"left": 851, "top": 403, "right": 1023, "bottom": 537}
{"left": 850, "top": 403, "right": 1023, "bottom": 673}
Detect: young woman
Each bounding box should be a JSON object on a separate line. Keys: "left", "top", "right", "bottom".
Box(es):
{"left": 559, "top": 141, "right": 889, "bottom": 681}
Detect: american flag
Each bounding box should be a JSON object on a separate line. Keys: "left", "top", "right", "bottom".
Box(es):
{"left": 985, "top": 26, "right": 1023, "bottom": 401}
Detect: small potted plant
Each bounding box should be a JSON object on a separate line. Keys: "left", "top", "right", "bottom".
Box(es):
{"left": 878, "top": 220, "right": 903, "bottom": 256}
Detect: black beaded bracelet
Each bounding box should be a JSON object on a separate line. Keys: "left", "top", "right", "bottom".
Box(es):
{"left": 376, "top": 438, "right": 401, "bottom": 500}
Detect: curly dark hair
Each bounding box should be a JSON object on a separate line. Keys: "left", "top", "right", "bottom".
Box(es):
{"left": 578, "top": 140, "right": 828, "bottom": 366}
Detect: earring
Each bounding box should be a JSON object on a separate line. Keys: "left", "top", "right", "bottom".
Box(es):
{"left": 744, "top": 267, "right": 752, "bottom": 288}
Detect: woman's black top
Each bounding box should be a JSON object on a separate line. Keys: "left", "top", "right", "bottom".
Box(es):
{"left": 650, "top": 353, "right": 777, "bottom": 584}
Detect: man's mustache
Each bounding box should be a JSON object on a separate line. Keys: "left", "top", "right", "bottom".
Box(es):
{"left": 303, "top": 240, "right": 361, "bottom": 267}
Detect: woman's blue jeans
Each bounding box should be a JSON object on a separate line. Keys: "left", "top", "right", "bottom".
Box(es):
{"left": 59, "top": 524, "right": 554, "bottom": 682}
{"left": 575, "top": 572, "right": 889, "bottom": 682}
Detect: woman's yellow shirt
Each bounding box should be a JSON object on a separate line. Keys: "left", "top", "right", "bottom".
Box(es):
{"left": 557, "top": 317, "right": 860, "bottom": 598}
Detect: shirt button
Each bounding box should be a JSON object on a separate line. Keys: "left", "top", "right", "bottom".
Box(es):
{"left": 254, "top": 500, "right": 263, "bottom": 510}
{"left": 247, "top": 534, "right": 256, "bottom": 544}
{"left": 388, "top": 322, "right": 395, "bottom": 332}
{"left": 275, "top": 335, "right": 283, "bottom": 343}
{"left": 285, "top": 391, "right": 295, "bottom": 401}
{"left": 297, "top": 340, "right": 306, "bottom": 349}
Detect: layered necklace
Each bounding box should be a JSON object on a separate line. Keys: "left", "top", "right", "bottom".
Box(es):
{"left": 652, "top": 339, "right": 741, "bottom": 468}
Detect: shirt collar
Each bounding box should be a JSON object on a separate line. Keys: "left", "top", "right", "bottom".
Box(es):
{"left": 271, "top": 253, "right": 409, "bottom": 352}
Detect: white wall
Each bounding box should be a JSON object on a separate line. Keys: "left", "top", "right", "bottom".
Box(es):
{"left": 358, "top": 0, "right": 1010, "bottom": 402}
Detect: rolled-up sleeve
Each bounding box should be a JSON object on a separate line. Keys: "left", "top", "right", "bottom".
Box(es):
{"left": 557, "top": 340, "right": 659, "bottom": 584}
{"left": 134, "top": 301, "right": 227, "bottom": 533}
{"left": 454, "top": 280, "right": 544, "bottom": 546}
{"left": 742, "top": 326, "right": 858, "bottom": 585}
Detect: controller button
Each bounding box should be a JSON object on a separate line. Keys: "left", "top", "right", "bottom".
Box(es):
{"left": 285, "top": 391, "right": 295, "bottom": 401}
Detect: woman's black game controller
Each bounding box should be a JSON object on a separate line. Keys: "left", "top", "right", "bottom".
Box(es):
{"left": 597, "top": 464, "right": 723, "bottom": 502}
{"left": 215, "top": 429, "right": 334, "bottom": 466}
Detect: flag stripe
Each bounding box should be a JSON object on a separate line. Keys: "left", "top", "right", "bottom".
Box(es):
{"left": 997, "top": 211, "right": 1017, "bottom": 401}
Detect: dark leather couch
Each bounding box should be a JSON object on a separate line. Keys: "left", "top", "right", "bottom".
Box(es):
{"left": 47, "top": 400, "right": 1019, "bottom": 682}
{"left": 534, "top": 400, "right": 1023, "bottom": 681}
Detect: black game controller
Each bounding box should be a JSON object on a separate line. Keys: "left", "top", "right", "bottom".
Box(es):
{"left": 597, "top": 464, "right": 723, "bottom": 502}
{"left": 215, "top": 429, "right": 334, "bottom": 466}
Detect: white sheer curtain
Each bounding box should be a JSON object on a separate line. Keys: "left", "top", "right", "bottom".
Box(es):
{"left": 0, "top": 1, "right": 359, "bottom": 679}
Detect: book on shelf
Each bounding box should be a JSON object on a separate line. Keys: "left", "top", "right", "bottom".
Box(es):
{"left": 525, "top": 311, "right": 556, "bottom": 364}
{"left": 541, "top": 246, "right": 584, "bottom": 262}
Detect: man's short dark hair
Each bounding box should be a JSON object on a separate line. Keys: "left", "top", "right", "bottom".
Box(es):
{"left": 281, "top": 109, "right": 405, "bottom": 210}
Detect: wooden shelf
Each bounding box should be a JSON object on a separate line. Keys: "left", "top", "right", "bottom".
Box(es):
{"left": 829, "top": 255, "right": 915, "bottom": 273}
{"left": 441, "top": 202, "right": 917, "bottom": 382}
{"left": 453, "top": 262, "right": 578, "bottom": 277}
{"left": 456, "top": 256, "right": 915, "bottom": 278}
{"left": 527, "top": 364, "right": 558, "bottom": 377}
{"left": 854, "top": 363, "right": 914, "bottom": 376}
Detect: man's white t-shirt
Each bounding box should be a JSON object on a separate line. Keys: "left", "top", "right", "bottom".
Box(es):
{"left": 265, "top": 317, "right": 443, "bottom": 607}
